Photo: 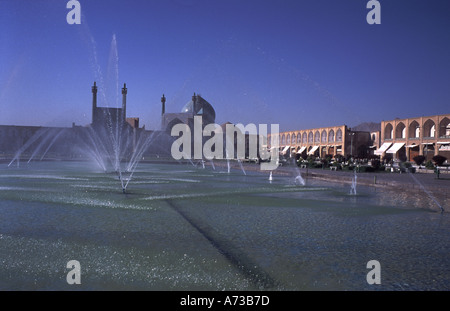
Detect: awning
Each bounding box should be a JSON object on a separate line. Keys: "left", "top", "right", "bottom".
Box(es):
{"left": 374, "top": 142, "right": 392, "bottom": 155}
{"left": 386, "top": 142, "right": 405, "bottom": 154}
{"left": 298, "top": 146, "right": 306, "bottom": 153}
{"left": 421, "top": 142, "right": 434, "bottom": 145}
{"left": 406, "top": 144, "right": 419, "bottom": 148}
{"left": 281, "top": 146, "right": 289, "bottom": 153}
{"left": 307, "top": 145, "right": 319, "bottom": 155}
{"left": 437, "top": 141, "right": 450, "bottom": 145}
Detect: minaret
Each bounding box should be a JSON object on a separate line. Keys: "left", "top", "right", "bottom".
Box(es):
{"left": 122, "top": 83, "right": 127, "bottom": 122}
{"left": 92, "top": 81, "right": 98, "bottom": 125}
{"left": 161, "top": 94, "right": 166, "bottom": 116}
{"left": 192, "top": 92, "right": 197, "bottom": 116}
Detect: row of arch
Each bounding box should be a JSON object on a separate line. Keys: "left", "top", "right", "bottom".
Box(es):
{"left": 274, "top": 128, "right": 344, "bottom": 146}
{"left": 384, "top": 117, "right": 450, "bottom": 140}
{"left": 290, "top": 145, "right": 341, "bottom": 154}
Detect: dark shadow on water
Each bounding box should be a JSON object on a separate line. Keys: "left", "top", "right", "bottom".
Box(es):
{"left": 165, "top": 199, "right": 279, "bottom": 290}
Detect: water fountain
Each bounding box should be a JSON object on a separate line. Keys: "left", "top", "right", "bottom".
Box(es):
{"left": 349, "top": 169, "right": 357, "bottom": 195}
{"left": 291, "top": 158, "right": 305, "bottom": 186}
{"left": 6, "top": 34, "right": 158, "bottom": 195}
{"left": 294, "top": 175, "right": 305, "bottom": 186}
{"left": 7, "top": 127, "right": 69, "bottom": 167}
{"left": 237, "top": 159, "right": 247, "bottom": 176}
{"left": 401, "top": 163, "right": 444, "bottom": 213}
{"left": 209, "top": 159, "right": 216, "bottom": 170}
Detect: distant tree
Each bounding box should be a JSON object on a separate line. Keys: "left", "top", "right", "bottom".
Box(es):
{"left": 334, "top": 154, "right": 344, "bottom": 163}
{"left": 432, "top": 155, "right": 447, "bottom": 167}
{"left": 321, "top": 154, "right": 332, "bottom": 168}
{"left": 413, "top": 155, "right": 426, "bottom": 166}
{"left": 367, "top": 154, "right": 379, "bottom": 160}
{"left": 307, "top": 155, "right": 315, "bottom": 167}
{"left": 324, "top": 154, "right": 333, "bottom": 161}
{"left": 370, "top": 159, "right": 381, "bottom": 170}
{"left": 425, "top": 160, "right": 435, "bottom": 170}
{"left": 399, "top": 153, "right": 407, "bottom": 163}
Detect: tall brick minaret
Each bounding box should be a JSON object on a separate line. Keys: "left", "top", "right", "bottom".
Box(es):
{"left": 192, "top": 92, "right": 197, "bottom": 116}
{"left": 92, "top": 81, "right": 98, "bottom": 124}
{"left": 161, "top": 94, "right": 166, "bottom": 116}
{"left": 122, "top": 83, "right": 127, "bottom": 122}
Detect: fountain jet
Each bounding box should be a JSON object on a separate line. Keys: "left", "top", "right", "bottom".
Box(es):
{"left": 350, "top": 169, "right": 357, "bottom": 195}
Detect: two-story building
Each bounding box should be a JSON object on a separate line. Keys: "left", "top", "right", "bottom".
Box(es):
{"left": 376, "top": 114, "right": 450, "bottom": 162}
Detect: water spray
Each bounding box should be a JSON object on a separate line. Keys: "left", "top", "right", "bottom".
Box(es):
{"left": 349, "top": 168, "right": 357, "bottom": 195}
{"left": 401, "top": 163, "right": 444, "bottom": 213}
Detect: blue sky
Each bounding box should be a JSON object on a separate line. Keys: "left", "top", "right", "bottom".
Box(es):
{"left": 1, "top": 0, "right": 450, "bottom": 131}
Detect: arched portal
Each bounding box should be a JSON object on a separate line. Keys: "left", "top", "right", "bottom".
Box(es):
{"left": 384, "top": 123, "right": 393, "bottom": 139}
{"left": 408, "top": 120, "right": 420, "bottom": 139}
{"left": 395, "top": 122, "right": 406, "bottom": 139}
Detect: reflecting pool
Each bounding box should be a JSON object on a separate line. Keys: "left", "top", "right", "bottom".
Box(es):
{"left": 0, "top": 161, "right": 449, "bottom": 290}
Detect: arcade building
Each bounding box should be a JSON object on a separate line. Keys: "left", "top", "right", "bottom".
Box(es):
{"left": 271, "top": 125, "right": 374, "bottom": 160}
{"left": 376, "top": 114, "right": 450, "bottom": 162}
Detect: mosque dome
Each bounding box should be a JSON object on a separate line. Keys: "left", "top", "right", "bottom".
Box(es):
{"left": 181, "top": 93, "right": 216, "bottom": 124}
